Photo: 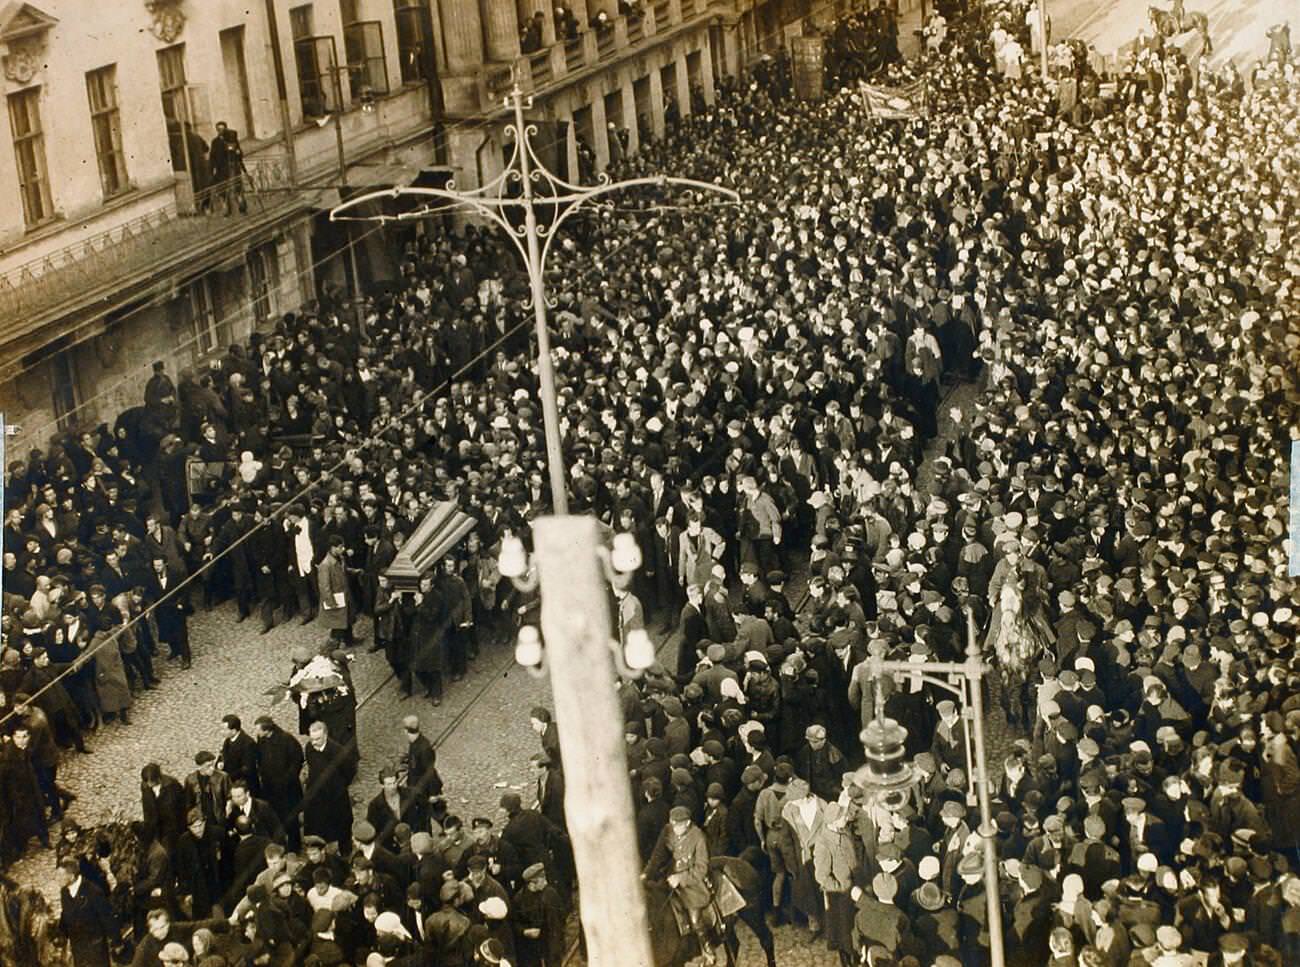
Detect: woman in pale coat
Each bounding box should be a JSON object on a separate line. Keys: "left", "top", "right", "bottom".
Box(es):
{"left": 780, "top": 778, "right": 827, "bottom": 934}
{"left": 91, "top": 604, "right": 133, "bottom": 725}
{"left": 812, "top": 800, "right": 859, "bottom": 964}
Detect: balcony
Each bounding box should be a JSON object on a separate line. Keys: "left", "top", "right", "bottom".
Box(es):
{"left": 0, "top": 155, "right": 300, "bottom": 353}
{"left": 0, "top": 62, "right": 449, "bottom": 352}
{"left": 506, "top": 2, "right": 716, "bottom": 102}
{"left": 595, "top": 23, "right": 617, "bottom": 60}
{"left": 529, "top": 48, "right": 554, "bottom": 87}
{"left": 564, "top": 35, "right": 586, "bottom": 71}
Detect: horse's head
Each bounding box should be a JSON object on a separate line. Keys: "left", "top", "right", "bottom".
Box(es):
{"left": 641, "top": 878, "right": 686, "bottom": 967}
{"left": 642, "top": 876, "right": 672, "bottom": 909}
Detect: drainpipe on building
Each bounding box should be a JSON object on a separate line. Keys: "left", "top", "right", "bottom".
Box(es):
{"left": 263, "top": 0, "right": 299, "bottom": 185}
{"left": 424, "top": 35, "right": 446, "bottom": 164}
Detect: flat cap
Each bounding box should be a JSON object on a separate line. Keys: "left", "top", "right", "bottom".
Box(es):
{"left": 1156, "top": 925, "right": 1182, "bottom": 949}
{"left": 871, "top": 872, "right": 898, "bottom": 900}
{"left": 1219, "top": 933, "right": 1248, "bottom": 953}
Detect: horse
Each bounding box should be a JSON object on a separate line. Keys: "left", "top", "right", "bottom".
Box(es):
{"left": 1185, "top": 11, "right": 1211, "bottom": 53}
{"left": 986, "top": 572, "right": 1050, "bottom": 728}
{"left": 1149, "top": 5, "right": 1212, "bottom": 53}
{"left": 643, "top": 853, "right": 775, "bottom": 967}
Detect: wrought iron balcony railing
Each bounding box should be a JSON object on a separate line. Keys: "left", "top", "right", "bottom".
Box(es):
{"left": 0, "top": 155, "right": 296, "bottom": 332}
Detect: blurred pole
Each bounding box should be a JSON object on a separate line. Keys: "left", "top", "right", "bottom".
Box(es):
{"left": 532, "top": 517, "right": 653, "bottom": 967}
{"left": 1038, "top": 0, "right": 1049, "bottom": 79}
{"left": 965, "top": 606, "right": 1006, "bottom": 967}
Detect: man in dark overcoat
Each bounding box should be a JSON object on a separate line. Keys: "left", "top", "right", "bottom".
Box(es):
{"left": 301, "top": 719, "right": 357, "bottom": 853}
{"left": 1, "top": 724, "right": 50, "bottom": 856}
{"left": 406, "top": 571, "right": 450, "bottom": 704}
{"left": 147, "top": 554, "right": 191, "bottom": 667}
{"left": 254, "top": 715, "right": 305, "bottom": 850}
{"left": 58, "top": 857, "right": 118, "bottom": 967}
{"left": 213, "top": 500, "right": 255, "bottom": 621}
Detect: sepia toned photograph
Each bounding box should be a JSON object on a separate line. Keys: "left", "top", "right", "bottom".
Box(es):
{"left": 0, "top": 0, "right": 1296, "bottom": 964}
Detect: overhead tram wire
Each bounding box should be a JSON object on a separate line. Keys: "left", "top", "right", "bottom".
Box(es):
{"left": 11, "top": 218, "right": 389, "bottom": 447}
{"left": 0, "top": 149, "right": 734, "bottom": 730}
{"left": 6, "top": 108, "right": 515, "bottom": 446}
{"left": 0, "top": 13, "right": 844, "bottom": 719}
{"left": 12, "top": 3, "right": 836, "bottom": 439}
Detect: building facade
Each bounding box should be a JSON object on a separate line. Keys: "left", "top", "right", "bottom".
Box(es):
{"left": 0, "top": 0, "right": 839, "bottom": 451}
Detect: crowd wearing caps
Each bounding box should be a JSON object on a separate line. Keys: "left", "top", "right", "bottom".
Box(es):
{"left": 0, "top": 0, "right": 1296, "bottom": 964}
{"left": 596, "top": 3, "right": 1300, "bottom": 966}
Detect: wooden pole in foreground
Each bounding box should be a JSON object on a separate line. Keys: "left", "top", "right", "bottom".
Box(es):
{"left": 964, "top": 610, "right": 1007, "bottom": 967}
{"left": 532, "top": 516, "right": 654, "bottom": 967}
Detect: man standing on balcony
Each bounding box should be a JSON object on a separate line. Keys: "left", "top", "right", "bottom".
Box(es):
{"left": 145, "top": 361, "right": 177, "bottom": 415}
{"left": 521, "top": 12, "right": 545, "bottom": 53}
{"left": 209, "top": 122, "right": 248, "bottom": 216}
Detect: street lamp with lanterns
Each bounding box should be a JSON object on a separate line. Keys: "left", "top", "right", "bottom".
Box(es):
{"left": 330, "top": 84, "right": 739, "bottom": 517}
{"left": 493, "top": 520, "right": 658, "bottom": 966}
{"left": 855, "top": 606, "right": 1007, "bottom": 967}
{"left": 330, "top": 82, "right": 736, "bottom": 964}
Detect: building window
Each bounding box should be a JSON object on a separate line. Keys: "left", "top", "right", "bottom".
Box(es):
{"left": 157, "top": 44, "right": 193, "bottom": 172}
{"left": 183, "top": 277, "right": 220, "bottom": 357}
{"left": 50, "top": 351, "right": 78, "bottom": 432}
{"left": 291, "top": 4, "right": 340, "bottom": 117}
{"left": 247, "top": 244, "right": 281, "bottom": 325}
{"left": 7, "top": 87, "right": 53, "bottom": 227}
{"left": 220, "top": 26, "right": 256, "bottom": 137}
{"left": 86, "top": 66, "right": 129, "bottom": 198}
{"left": 290, "top": 4, "right": 315, "bottom": 41}
{"left": 344, "top": 20, "right": 390, "bottom": 100}
{"left": 394, "top": 0, "right": 434, "bottom": 84}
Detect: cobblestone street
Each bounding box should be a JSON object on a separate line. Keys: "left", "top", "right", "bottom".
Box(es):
{"left": 7, "top": 605, "right": 551, "bottom": 901}
{"left": 10, "top": 379, "right": 1023, "bottom": 967}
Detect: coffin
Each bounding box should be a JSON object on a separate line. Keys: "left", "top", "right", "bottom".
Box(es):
{"left": 384, "top": 500, "right": 478, "bottom": 589}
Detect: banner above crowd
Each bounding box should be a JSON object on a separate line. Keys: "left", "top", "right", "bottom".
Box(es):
{"left": 860, "top": 78, "right": 928, "bottom": 118}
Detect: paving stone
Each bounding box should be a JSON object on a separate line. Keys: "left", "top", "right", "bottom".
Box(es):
{"left": 9, "top": 376, "right": 1027, "bottom": 965}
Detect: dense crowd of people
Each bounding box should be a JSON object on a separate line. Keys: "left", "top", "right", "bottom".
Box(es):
{"left": 1, "top": 0, "right": 1299, "bottom": 964}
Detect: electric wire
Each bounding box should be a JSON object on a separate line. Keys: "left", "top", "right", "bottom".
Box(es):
{"left": 0, "top": 1, "right": 877, "bottom": 719}
{"left": 11, "top": 218, "right": 389, "bottom": 448}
